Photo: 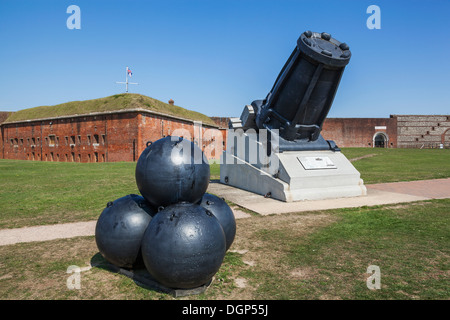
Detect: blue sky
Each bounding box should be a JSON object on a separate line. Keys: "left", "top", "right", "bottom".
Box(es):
{"left": 0, "top": 0, "right": 449, "bottom": 118}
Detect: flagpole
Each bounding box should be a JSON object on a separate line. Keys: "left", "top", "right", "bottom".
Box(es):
{"left": 116, "top": 66, "right": 138, "bottom": 93}
{"left": 126, "top": 66, "right": 129, "bottom": 93}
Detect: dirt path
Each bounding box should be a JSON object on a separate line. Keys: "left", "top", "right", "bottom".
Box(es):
{"left": 0, "top": 221, "right": 97, "bottom": 246}
{"left": 0, "top": 207, "right": 250, "bottom": 246}
{"left": 1, "top": 178, "right": 449, "bottom": 247}
{"left": 349, "top": 153, "right": 377, "bottom": 162}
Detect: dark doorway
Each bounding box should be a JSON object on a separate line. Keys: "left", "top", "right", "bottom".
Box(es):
{"left": 374, "top": 133, "right": 386, "bottom": 148}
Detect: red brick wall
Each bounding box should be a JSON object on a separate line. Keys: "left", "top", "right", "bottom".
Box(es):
{"left": 210, "top": 117, "right": 229, "bottom": 129}
{"left": 105, "top": 113, "right": 139, "bottom": 162}
{"left": 1, "top": 113, "right": 138, "bottom": 163}
{"left": 138, "top": 113, "right": 223, "bottom": 161}
{"left": 322, "top": 117, "right": 398, "bottom": 148}
{"left": 0, "top": 111, "right": 222, "bottom": 163}
{"left": 210, "top": 117, "right": 229, "bottom": 155}
{"left": 0, "top": 112, "right": 12, "bottom": 159}
{"left": 0, "top": 124, "right": 3, "bottom": 159}
{"left": 4, "top": 112, "right": 448, "bottom": 161}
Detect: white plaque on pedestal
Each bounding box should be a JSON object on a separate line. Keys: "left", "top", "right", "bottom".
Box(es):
{"left": 297, "top": 156, "right": 337, "bottom": 170}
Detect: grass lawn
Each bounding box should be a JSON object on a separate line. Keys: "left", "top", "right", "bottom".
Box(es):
{"left": 341, "top": 148, "right": 450, "bottom": 184}
{"left": 0, "top": 160, "right": 139, "bottom": 228}
{"left": 248, "top": 200, "right": 449, "bottom": 299}
{"left": 0, "top": 148, "right": 449, "bottom": 300}
{"left": 1, "top": 147, "right": 449, "bottom": 228}
{"left": 211, "top": 147, "right": 450, "bottom": 185}
{"left": 0, "top": 200, "right": 448, "bottom": 299}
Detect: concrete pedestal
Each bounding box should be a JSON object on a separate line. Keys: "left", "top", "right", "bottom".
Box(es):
{"left": 220, "top": 142, "right": 366, "bottom": 202}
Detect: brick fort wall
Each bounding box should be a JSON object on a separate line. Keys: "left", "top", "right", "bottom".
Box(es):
{"left": 321, "top": 117, "right": 398, "bottom": 148}
{"left": 1, "top": 110, "right": 222, "bottom": 163}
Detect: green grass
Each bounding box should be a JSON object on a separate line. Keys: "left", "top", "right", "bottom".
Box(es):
{"left": 213, "top": 147, "right": 450, "bottom": 183}
{"left": 210, "top": 162, "right": 220, "bottom": 180}
{"left": 0, "top": 160, "right": 139, "bottom": 228}
{"left": 0, "top": 160, "right": 220, "bottom": 229}
{"left": 0, "top": 200, "right": 448, "bottom": 299}
{"left": 1, "top": 147, "right": 449, "bottom": 228}
{"left": 5, "top": 93, "right": 216, "bottom": 126}
{"left": 243, "top": 200, "right": 450, "bottom": 300}
{"left": 0, "top": 235, "right": 247, "bottom": 300}
{"left": 0, "top": 148, "right": 449, "bottom": 299}
{"left": 341, "top": 148, "right": 450, "bottom": 184}
{"left": 0, "top": 160, "right": 218, "bottom": 228}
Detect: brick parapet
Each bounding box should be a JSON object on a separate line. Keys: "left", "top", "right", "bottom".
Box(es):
{"left": 0, "top": 109, "right": 222, "bottom": 163}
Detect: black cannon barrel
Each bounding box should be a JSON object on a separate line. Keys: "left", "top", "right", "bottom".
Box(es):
{"left": 255, "top": 31, "right": 351, "bottom": 142}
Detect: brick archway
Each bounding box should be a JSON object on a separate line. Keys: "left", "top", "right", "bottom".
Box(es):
{"left": 373, "top": 132, "right": 389, "bottom": 148}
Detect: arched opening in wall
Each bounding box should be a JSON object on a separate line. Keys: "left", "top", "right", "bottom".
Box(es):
{"left": 373, "top": 132, "right": 388, "bottom": 148}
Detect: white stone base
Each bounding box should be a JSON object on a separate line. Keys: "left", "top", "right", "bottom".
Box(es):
{"left": 220, "top": 150, "right": 367, "bottom": 202}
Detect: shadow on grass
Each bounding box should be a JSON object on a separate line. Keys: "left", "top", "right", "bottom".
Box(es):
{"left": 89, "top": 252, "right": 211, "bottom": 297}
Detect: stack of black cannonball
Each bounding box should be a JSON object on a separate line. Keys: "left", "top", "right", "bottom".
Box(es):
{"left": 95, "top": 136, "right": 236, "bottom": 289}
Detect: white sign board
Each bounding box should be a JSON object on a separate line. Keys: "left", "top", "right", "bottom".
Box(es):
{"left": 298, "top": 156, "right": 337, "bottom": 170}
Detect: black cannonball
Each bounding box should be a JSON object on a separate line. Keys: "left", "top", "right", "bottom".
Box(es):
{"left": 95, "top": 194, "right": 156, "bottom": 268}
{"left": 135, "top": 136, "right": 210, "bottom": 207}
{"left": 199, "top": 193, "right": 236, "bottom": 251}
{"left": 141, "top": 202, "right": 226, "bottom": 289}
